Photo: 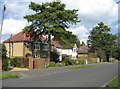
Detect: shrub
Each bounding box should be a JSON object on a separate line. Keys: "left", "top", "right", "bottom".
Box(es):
{"left": 10, "top": 57, "right": 22, "bottom": 67}
{"left": 60, "top": 61, "right": 66, "bottom": 66}
{"left": 56, "top": 63, "right": 63, "bottom": 67}
{"left": 2, "top": 58, "right": 8, "bottom": 71}
{"left": 77, "top": 59, "right": 84, "bottom": 64}
{"left": 2, "top": 44, "right": 8, "bottom": 71}
{"left": 63, "top": 57, "right": 74, "bottom": 66}
{"left": 49, "top": 61, "right": 56, "bottom": 67}
{"left": 50, "top": 51, "right": 59, "bottom": 63}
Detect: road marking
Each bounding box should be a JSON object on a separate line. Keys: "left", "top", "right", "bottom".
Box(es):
{"left": 101, "top": 75, "right": 118, "bottom": 87}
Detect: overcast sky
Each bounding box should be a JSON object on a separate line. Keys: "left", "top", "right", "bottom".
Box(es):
{"left": 0, "top": 0, "right": 119, "bottom": 43}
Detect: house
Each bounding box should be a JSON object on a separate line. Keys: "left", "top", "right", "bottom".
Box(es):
{"left": 61, "top": 44, "right": 78, "bottom": 60}
{"left": 3, "top": 32, "right": 63, "bottom": 61}
{"left": 77, "top": 45, "right": 89, "bottom": 58}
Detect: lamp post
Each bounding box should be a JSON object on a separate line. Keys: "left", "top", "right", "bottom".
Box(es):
{"left": 0, "top": 4, "right": 6, "bottom": 40}
{"left": 0, "top": 4, "right": 6, "bottom": 71}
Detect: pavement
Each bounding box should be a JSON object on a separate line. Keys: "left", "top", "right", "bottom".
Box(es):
{"left": 2, "top": 63, "right": 118, "bottom": 87}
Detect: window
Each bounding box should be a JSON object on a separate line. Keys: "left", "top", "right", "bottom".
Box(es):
{"left": 73, "top": 49, "right": 76, "bottom": 52}
{"left": 34, "top": 53, "right": 40, "bottom": 58}
{"left": 42, "top": 45, "right": 49, "bottom": 51}
{"left": 34, "top": 43, "right": 40, "bottom": 50}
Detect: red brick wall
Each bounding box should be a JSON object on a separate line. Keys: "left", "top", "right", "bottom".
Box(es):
{"left": 33, "top": 58, "right": 48, "bottom": 69}
{"left": 29, "top": 57, "right": 48, "bottom": 69}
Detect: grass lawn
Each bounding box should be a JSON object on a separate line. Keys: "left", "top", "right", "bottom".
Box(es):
{"left": 106, "top": 75, "right": 120, "bottom": 88}
{"left": 67, "top": 65, "right": 94, "bottom": 70}
{"left": 0, "top": 73, "right": 21, "bottom": 79}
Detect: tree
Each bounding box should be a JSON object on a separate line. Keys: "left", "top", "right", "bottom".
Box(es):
{"left": 88, "top": 22, "right": 117, "bottom": 62}
{"left": 53, "top": 30, "right": 80, "bottom": 48}
{"left": 2, "top": 44, "right": 8, "bottom": 71}
{"left": 23, "top": 1, "right": 80, "bottom": 66}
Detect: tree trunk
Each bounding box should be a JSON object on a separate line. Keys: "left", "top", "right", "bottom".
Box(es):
{"left": 47, "top": 32, "right": 51, "bottom": 67}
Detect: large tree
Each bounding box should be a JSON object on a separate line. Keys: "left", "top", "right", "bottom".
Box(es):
{"left": 53, "top": 30, "right": 80, "bottom": 48}
{"left": 22, "top": 1, "right": 80, "bottom": 65}
{"left": 88, "top": 22, "right": 117, "bottom": 62}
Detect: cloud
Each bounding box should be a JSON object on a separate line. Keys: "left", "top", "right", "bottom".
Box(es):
{"left": 64, "top": 0, "right": 118, "bottom": 28}
{"left": 69, "top": 25, "right": 89, "bottom": 44}
{"left": 2, "top": 18, "right": 28, "bottom": 35}
{"left": 1, "top": 0, "right": 118, "bottom": 42}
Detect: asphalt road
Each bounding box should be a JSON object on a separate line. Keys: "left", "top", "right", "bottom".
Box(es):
{"left": 2, "top": 63, "right": 118, "bottom": 87}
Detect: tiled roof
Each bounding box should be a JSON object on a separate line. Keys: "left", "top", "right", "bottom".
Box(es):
{"left": 3, "top": 31, "right": 62, "bottom": 48}
{"left": 51, "top": 40, "right": 62, "bottom": 48}
{"left": 78, "top": 45, "right": 88, "bottom": 54}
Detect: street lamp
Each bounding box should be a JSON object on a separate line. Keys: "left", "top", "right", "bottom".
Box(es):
{"left": 0, "top": 4, "right": 6, "bottom": 40}
{"left": 0, "top": 4, "right": 6, "bottom": 71}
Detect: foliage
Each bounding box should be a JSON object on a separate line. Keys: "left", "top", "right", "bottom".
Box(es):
{"left": 53, "top": 30, "right": 80, "bottom": 48}
{"left": 77, "top": 59, "right": 85, "bottom": 64}
{"left": 23, "top": 1, "right": 80, "bottom": 41}
{"left": 2, "top": 44, "right": 8, "bottom": 71}
{"left": 62, "top": 57, "right": 75, "bottom": 66}
{"left": 10, "top": 57, "right": 28, "bottom": 68}
{"left": 49, "top": 61, "right": 56, "bottom": 67}
{"left": 88, "top": 22, "right": 117, "bottom": 62}
{"left": 50, "top": 51, "right": 59, "bottom": 63}
{"left": 0, "top": 73, "right": 21, "bottom": 79}
{"left": 56, "top": 62, "right": 65, "bottom": 67}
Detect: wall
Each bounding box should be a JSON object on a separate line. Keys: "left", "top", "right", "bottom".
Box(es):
{"left": 24, "top": 43, "right": 32, "bottom": 57}
{"left": 62, "top": 49, "right": 72, "bottom": 56}
{"left": 4, "top": 42, "right": 24, "bottom": 57}
{"left": 77, "top": 54, "right": 88, "bottom": 58}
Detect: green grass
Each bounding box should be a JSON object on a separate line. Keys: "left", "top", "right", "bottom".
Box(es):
{"left": 0, "top": 73, "right": 21, "bottom": 79}
{"left": 106, "top": 75, "right": 120, "bottom": 88}
{"left": 67, "top": 65, "right": 94, "bottom": 70}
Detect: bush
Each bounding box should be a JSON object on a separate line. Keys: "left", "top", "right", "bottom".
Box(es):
{"left": 10, "top": 57, "right": 29, "bottom": 68}
{"left": 49, "top": 61, "right": 56, "bottom": 67}
{"left": 62, "top": 57, "right": 74, "bottom": 66}
{"left": 2, "top": 44, "right": 8, "bottom": 71}
{"left": 50, "top": 51, "right": 59, "bottom": 63}
{"left": 10, "top": 57, "right": 21, "bottom": 67}
{"left": 56, "top": 62, "right": 65, "bottom": 67}
{"left": 77, "top": 58, "right": 85, "bottom": 64}
{"left": 56, "top": 63, "right": 63, "bottom": 67}
{"left": 2, "top": 58, "right": 8, "bottom": 71}
{"left": 60, "top": 61, "right": 66, "bottom": 66}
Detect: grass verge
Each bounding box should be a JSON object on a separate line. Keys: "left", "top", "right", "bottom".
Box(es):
{"left": 0, "top": 73, "right": 21, "bottom": 79}
{"left": 106, "top": 75, "right": 120, "bottom": 88}
{"left": 68, "top": 65, "right": 94, "bottom": 70}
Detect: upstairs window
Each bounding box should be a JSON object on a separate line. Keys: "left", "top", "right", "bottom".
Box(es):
{"left": 34, "top": 43, "right": 40, "bottom": 50}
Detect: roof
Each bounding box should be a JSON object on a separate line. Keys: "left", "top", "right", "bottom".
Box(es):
{"left": 78, "top": 45, "right": 88, "bottom": 54}
{"left": 3, "top": 31, "right": 62, "bottom": 48}
{"left": 51, "top": 40, "right": 62, "bottom": 48}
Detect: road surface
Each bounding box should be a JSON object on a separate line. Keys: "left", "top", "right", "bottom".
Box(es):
{"left": 2, "top": 63, "right": 118, "bottom": 87}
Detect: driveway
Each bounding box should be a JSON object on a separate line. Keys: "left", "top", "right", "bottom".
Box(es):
{"left": 2, "top": 63, "right": 118, "bottom": 87}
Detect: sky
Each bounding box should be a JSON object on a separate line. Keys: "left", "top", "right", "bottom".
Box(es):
{"left": 0, "top": 0, "right": 119, "bottom": 44}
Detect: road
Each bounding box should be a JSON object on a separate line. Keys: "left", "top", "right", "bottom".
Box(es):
{"left": 2, "top": 63, "right": 118, "bottom": 87}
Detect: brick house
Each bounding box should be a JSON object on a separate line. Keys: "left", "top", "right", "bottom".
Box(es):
{"left": 3, "top": 32, "right": 63, "bottom": 69}
{"left": 3, "top": 31, "right": 62, "bottom": 59}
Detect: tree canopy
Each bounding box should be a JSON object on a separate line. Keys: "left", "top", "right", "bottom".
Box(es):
{"left": 87, "top": 22, "right": 117, "bottom": 62}
{"left": 23, "top": 1, "right": 80, "bottom": 42}
{"left": 52, "top": 30, "right": 80, "bottom": 48}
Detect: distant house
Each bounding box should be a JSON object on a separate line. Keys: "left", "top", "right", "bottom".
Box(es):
{"left": 61, "top": 44, "right": 78, "bottom": 60}
{"left": 3, "top": 32, "right": 63, "bottom": 61}
{"left": 77, "top": 45, "right": 89, "bottom": 58}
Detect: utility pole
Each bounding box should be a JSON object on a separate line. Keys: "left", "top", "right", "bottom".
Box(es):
{"left": 47, "top": 32, "right": 51, "bottom": 67}
{"left": 0, "top": 4, "right": 6, "bottom": 71}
